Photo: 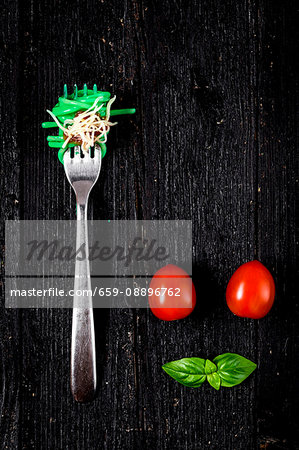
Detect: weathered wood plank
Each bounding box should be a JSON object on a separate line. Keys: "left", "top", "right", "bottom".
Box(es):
{"left": 18, "top": 0, "right": 140, "bottom": 449}
{"left": 0, "top": 0, "right": 21, "bottom": 448}
{"left": 255, "top": 1, "right": 299, "bottom": 448}
{"left": 134, "top": 1, "right": 258, "bottom": 448}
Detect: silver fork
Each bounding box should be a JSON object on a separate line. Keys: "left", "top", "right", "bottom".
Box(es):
{"left": 64, "top": 145, "right": 102, "bottom": 402}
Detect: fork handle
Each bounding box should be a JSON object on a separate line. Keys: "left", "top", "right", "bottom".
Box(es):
{"left": 71, "top": 202, "right": 97, "bottom": 402}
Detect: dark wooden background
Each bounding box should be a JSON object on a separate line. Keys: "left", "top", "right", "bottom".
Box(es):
{"left": 0, "top": 0, "right": 298, "bottom": 448}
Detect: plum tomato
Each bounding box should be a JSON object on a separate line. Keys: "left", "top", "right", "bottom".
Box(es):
{"left": 226, "top": 260, "right": 275, "bottom": 319}
{"left": 148, "top": 264, "right": 196, "bottom": 321}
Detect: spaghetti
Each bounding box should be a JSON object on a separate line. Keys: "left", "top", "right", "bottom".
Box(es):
{"left": 42, "top": 84, "right": 135, "bottom": 164}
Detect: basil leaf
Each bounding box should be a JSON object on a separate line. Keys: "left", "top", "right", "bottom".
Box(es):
{"left": 213, "top": 353, "right": 257, "bottom": 387}
{"left": 162, "top": 357, "right": 206, "bottom": 388}
{"left": 205, "top": 359, "right": 217, "bottom": 375}
{"left": 207, "top": 372, "right": 221, "bottom": 390}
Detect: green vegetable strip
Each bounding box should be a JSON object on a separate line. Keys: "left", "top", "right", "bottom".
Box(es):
{"left": 110, "top": 109, "right": 136, "bottom": 116}
{"left": 42, "top": 84, "right": 135, "bottom": 164}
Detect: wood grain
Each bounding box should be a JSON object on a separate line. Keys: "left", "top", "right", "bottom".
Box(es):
{"left": 0, "top": 0, "right": 297, "bottom": 448}
{"left": 255, "top": 2, "right": 298, "bottom": 448}
{"left": 0, "top": 1, "right": 21, "bottom": 448}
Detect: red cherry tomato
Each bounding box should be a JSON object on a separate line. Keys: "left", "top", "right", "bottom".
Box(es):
{"left": 148, "top": 264, "right": 196, "bottom": 321}
{"left": 226, "top": 260, "right": 275, "bottom": 319}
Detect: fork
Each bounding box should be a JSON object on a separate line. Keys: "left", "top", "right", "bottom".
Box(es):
{"left": 64, "top": 145, "right": 102, "bottom": 402}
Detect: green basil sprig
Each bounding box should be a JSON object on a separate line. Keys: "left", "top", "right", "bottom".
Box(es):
{"left": 162, "top": 353, "right": 256, "bottom": 390}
